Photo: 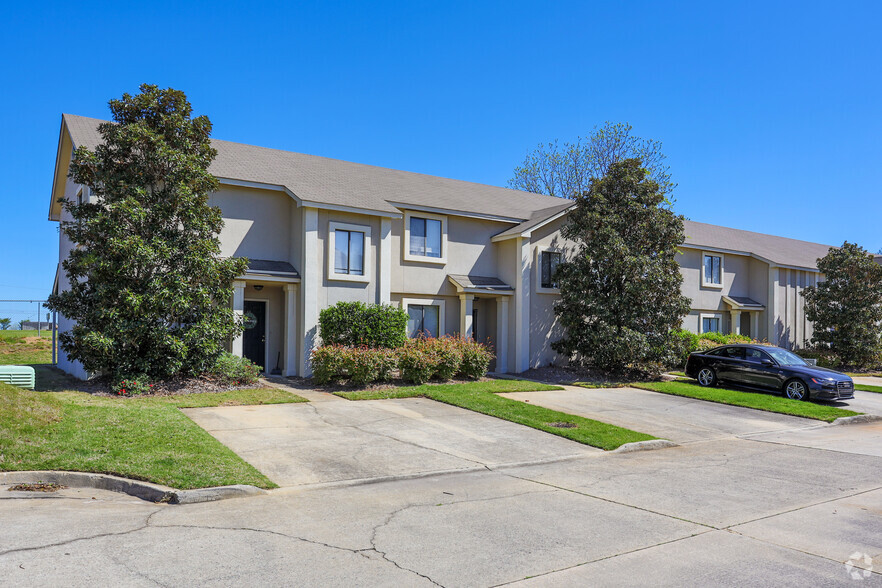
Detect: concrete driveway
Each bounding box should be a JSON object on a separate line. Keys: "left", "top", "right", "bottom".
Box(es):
{"left": 499, "top": 385, "right": 819, "bottom": 444}
{"left": 184, "top": 392, "right": 598, "bottom": 487}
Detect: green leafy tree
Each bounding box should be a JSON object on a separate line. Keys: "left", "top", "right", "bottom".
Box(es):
{"left": 47, "top": 84, "right": 248, "bottom": 380}
{"left": 551, "top": 159, "right": 691, "bottom": 375}
{"left": 0, "top": 318, "right": 10, "bottom": 330}
{"left": 509, "top": 122, "right": 675, "bottom": 198}
{"left": 803, "top": 242, "right": 882, "bottom": 367}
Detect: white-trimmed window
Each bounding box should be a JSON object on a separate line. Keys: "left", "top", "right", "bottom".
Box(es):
{"left": 700, "top": 313, "right": 723, "bottom": 333}
{"left": 328, "top": 221, "right": 371, "bottom": 282}
{"left": 702, "top": 252, "right": 723, "bottom": 288}
{"left": 401, "top": 298, "right": 446, "bottom": 338}
{"left": 403, "top": 211, "right": 447, "bottom": 264}
{"left": 537, "top": 249, "right": 561, "bottom": 292}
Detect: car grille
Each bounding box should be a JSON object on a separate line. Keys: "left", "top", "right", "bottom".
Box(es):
{"left": 837, "top": 381, "right": 853, "bottom": 391}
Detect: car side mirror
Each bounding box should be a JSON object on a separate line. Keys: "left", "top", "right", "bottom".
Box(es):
{"left": 761, "top": 359, "right": 774, "bottom": 367}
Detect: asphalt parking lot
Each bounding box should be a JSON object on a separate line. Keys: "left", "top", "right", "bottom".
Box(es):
{"left": 2, "top": 384, "right": 881, "bottom": 586}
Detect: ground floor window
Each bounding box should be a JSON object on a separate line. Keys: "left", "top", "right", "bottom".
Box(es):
{"left": 702, "top": 316, "right": 721, "bottom": 333}
{"left": 407, "top": 304, "right": 440, "bottom": 337}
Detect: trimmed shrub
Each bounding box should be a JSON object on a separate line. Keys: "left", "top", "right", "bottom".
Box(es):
{"left": 397, "top": 339, "right": 436, "bottom": 384}
{"left": 431, "top": 336, "right": 464, "bottom": 380}
{"left": 311, "top": 345, "right": 351, "bottom": 385}
{"left": 671, "top": 329, "right": 755, "bottom": 366}
{"left": 212, "top": 352, "right": 261, "bottom": 386}
{"left": 457, "top": 338, "right": 494, "bottom": 379}
{"left": 319, "top": 302, "right": 408, "bottom": 349}
{"left": 796, "top": 346, "right": 840, "bottom": 368}
{"left": 346, "top": 347, "right": 398, "bottom": 386}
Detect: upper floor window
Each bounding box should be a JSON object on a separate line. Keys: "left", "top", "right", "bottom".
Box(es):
{"left": 404, "top": 211, "right": 447, "bottom": 263}
{"left": 540, "top": 251, "right": 561, "bottom": 289}
{"left": 334, "top": 229, "right": 364, "bottom": 275}
{"left": 702, "top": 253, "right": 723, "bottom": 288}
{"left": 328, "top": 221, "right": 371, "bottom": 282}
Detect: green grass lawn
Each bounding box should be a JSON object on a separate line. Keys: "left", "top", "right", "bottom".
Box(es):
{"left": 336, "top": 379, "right": 658, "bottom": 451}
{"left": 0, "top": 369, "right": 307, "bottom": 489}
{"left": 0, "top": 330, "right": 52, "bottom": 365}
{"left": 855, "top": 384, "right": 882, "bottom": 394}
{"left": 631, "top": 380, "right": 860, "bottom": 423}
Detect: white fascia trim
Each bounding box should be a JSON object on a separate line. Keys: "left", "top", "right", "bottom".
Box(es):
{"left": 403, "top": 210, "right": 448, "bottom": 265}
{"left": 680, "top": 244, "right": 819, "bottom": 273}
{"left": 327, "top": 221, "right": 372, "bottom": 283}
{"left": 699, "top": 312, "right": 724, "bottom": 334}
{"left": 216, "top": 177, "right": 401, "bottom": 218}
{"left": 49, "top": 121, "right": 72, "bottom": 222}
{"left": 400, "top": 297, "right": 447, "bottom": 337}
{"left": 239, "top": 274, "right": 301, "bottom": 284}
{"left": 491, "top": 205, "right": 575, "bottom": 242}
{"left": 217, "top": 177, "right": 301, "bottom": 204}
{"left": 388, "top": 202, "right": 522, "bottom": 223}
{"left": 534, "top": 246, "right": 562, "bottom": 295}
{"left": 700, "top": 251, "right": 725, "bottom": 290}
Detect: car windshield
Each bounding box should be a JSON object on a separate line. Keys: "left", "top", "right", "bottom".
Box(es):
{"left": 764, "top": 347, "right": 808, "bottom": 366}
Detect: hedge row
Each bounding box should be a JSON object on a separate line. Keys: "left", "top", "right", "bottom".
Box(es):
{"left": 673, "top": 329, "right": 754, "bottom": 366}
{"left": 311, "top": 336, "right": 494, "bottom": 386}
{"left": 318, "top": 302, "right": 408, "bottom": 349}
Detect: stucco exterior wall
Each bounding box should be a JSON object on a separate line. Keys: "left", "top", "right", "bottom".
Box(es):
{"left": 527, "top": 216, "right": 575, "bottom": 368}
{"left": 56, "top": 174, "right": 89, "bottom": 380}
{"left": 210, "top": 185, "right": 294, "bottom": 262}
{"left": 317, "top": 209, "right": 380, "bottom": 307}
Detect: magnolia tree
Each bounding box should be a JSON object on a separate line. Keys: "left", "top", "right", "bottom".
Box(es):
{"left": 803, "top": 242, "right": 882, "bottom": 367}
{"left": 551, "top": 159, "right": 690, "bottom": 374}
{"left": 47, "top": 85, "right": 248, "bottom": 380}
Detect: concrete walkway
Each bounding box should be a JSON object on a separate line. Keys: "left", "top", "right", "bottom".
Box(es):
{"left": 500, "top": 385, "right": 818, "bottom": 444}
{"left": 184, "top": 383, "right": 598, "bottom": 487}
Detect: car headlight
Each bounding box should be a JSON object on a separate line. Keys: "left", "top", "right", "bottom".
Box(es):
{"left": 810, "top": 377, "right": 835, "bottom": 385}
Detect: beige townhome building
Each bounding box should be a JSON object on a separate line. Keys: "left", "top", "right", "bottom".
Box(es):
{"left": 49, "top": 115, "right": 834, "bottom": 379}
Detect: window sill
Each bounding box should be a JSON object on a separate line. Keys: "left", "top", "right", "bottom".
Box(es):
{"left": 403, "top": 253, "right": 447, "bottom": 265}
{"left": 536, "top": 287, "right": 560, "bottom": 295}
{"left": 329, "top": 272, "right": 370, "bottom": 283}
{"left": 701, "top": 283, "right": 724, "bottom": 290}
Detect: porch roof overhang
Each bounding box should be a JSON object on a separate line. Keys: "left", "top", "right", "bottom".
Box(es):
{"left": 447, "top": 274, "right": 514, "bottom": 296}
{"left": 239, "top": 259, "right": 301, "bottom": 283}
{"left": 723, "top": 295, "right": 764, "bottom": 310}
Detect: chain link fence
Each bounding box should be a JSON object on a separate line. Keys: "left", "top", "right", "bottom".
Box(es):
{"left": 0, "top": 300, "right": 54, "bottom": 334}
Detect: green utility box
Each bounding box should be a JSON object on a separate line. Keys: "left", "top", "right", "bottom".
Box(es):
{"left": 0, "top": 365, "right": 36, "bottom": 390}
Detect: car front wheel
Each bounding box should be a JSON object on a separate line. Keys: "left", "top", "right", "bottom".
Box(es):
{"left": 697, "top": 367, "right": 717, "bottom": 387}
{"left": 784, "top": 379, "right": 809, "bottom": 401}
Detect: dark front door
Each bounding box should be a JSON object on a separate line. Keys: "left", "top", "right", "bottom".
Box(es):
{"left": 243, "top": 300, "right": 266, "bottom": 371}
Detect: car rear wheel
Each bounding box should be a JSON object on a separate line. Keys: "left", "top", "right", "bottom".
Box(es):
{"left": 784, "top": 379, "right": 809, "bottom": 401}
{"left": 697, "top": 367, "right": 717, "bottom": 387}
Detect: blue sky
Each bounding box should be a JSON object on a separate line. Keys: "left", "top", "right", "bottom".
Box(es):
{"left": 2, "top": 1, "right": 880, "bottom": 301}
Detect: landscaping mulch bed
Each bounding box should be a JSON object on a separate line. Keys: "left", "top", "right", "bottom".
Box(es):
{"left": 63, "top": 375, "right": 259, "bottom": 398}
{"left": 273, "top": 374, "right": 491, "bottom": 393}
{"left": 8, "top": 482, "right": 67, "bottom": 493}
{"left": 519, "top": 365, "right": 657, "bottom": 386}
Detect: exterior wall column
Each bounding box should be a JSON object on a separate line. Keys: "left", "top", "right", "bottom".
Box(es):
{"left": 232, "top": 280, "right": 246, "bottom": 357}
{"left": 496, "top": 296, "right": 509, "bottom": 373}
{"left": 299, "top": 208, "right": 320, "bottom": 377}
{"left": 730, "top": 310, "right": 741, "bottom": 336}
{"left": 767, "top": 267, "right": 780, "bottom": 345}
{"left": 378, "top": 217, "right": 391, "bottom": 304}
{"left": 459, "top": 294, "right": 474, "bottom": 339}
{"left": 751, "top": 311, "right": 759, "bottom": 341}
{"left": 284, "top": 283, "right": 298, "bottom": 377}
{"left": 514, "top": 237, "right": 531, "bottom": 372}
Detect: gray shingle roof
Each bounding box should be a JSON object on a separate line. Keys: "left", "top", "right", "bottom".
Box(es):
{"left": 63, "top": 114, "right": 570, "bottom": 220}
{"left": 243, "top": 259, "right": 300, "bottom": 279}
{"left": 447, "top": 274, "right": 513, "bottom": 291}
{"left": 492, "top": 201, "right": 576, "bottom": 240}
{"left": 724, "top": 296, "right": 764, "bottom": 308}
{"left": 683, "top": 220, "right": 833, "bottom": 270}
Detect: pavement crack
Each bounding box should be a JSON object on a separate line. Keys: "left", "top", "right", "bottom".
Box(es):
{"left": 0, "top": 507, "right": 163, "bottom": 558}
{"left": 367, "top": 503, "right": 445, "bottom": 586}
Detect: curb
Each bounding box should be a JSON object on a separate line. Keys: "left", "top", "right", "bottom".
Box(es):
{"left": 612, "top": 439, "right": 679, "bottom": 453}
{"left": 0, "top": 471, "right": 267, "bottom": 504}
{"left": 830, "top": 414, "right": 882, "bottom": 426}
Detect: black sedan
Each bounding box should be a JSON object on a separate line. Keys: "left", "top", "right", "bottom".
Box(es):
{"left": 685, "top": 344, "right": 854, "bottom": 401}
